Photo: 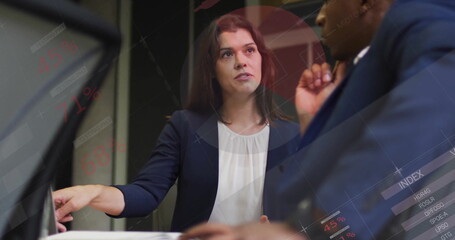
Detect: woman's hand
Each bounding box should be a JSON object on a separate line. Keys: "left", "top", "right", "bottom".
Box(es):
{"left": 52, "top": 185, "right": 124, "bottom": 232}
{"left": 179, "top": 222, "right": 307, "bottom": 240}
{"left": 53, "top": 185, "right": 101, "bottom": 231}
{"left": 295, "top": 62, "right": 348, "bottom": 133}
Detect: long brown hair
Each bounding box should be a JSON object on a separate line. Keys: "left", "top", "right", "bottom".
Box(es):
{"left": 185, "top": 14, "right": 288, "bottom": 125}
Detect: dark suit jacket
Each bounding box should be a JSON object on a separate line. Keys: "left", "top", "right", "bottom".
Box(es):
{"left": 112, "top": 110, "right": 300, "bottom": 231}
{"left": 273, "top": 0, "right": 455, "bottom": 239}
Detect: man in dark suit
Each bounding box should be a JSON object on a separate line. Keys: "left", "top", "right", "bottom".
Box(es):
{"left": 277, "top": 0, "right": 455, "bottom": 239}
{"left": 181, "top": 0, "right": 455, "bottom": 239}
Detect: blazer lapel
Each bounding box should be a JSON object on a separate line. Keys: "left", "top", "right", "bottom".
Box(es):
{"left": 195, "top": 113, "right": 219, "bottom": 148}
{"left": 266, "top": 125, "right": 282, "bottom": 171}
{"left": 194, "top": 112, "right": 219, "bottom": 170}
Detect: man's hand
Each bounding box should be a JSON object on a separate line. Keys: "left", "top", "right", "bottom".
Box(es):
{"left": 179, "top": 222, "right": 308, "bottom": 240}
{"left": 259, "top": 215, "right": 269, "bottom": 224}
{"left": 180, "top": 223, "right": 237, "bottom": 240}
{"left": 295, "top": 62, "right": 348, "bottom": 133}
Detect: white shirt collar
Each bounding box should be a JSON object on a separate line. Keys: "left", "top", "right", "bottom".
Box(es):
{"left": 353, "top": 46, "right": 370, "bottom": 65}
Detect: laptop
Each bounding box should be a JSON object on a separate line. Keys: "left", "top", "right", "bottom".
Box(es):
{"left": 40, "top": 188, "right": 180, "bottom": 239}
{"left": 0, "top": 0, "right": 120, "bottom": 239}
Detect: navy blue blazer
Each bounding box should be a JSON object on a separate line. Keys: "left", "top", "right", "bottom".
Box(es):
{"left": 273, "top": 0, "right": 455, "bottom": 239}
{"left": 113, "top": 110, "right": 300, "bottom": 231}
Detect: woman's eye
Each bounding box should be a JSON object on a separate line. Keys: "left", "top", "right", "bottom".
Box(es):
{"left": 221, "top": 51, "right": 233, "bottom": 58}
{"left": 246, "top": 47, "right": 256, "bottom": 54}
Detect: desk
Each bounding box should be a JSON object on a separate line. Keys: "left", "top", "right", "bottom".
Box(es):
{"left": 42, "top": 231, "right": 181, "bottom": 240}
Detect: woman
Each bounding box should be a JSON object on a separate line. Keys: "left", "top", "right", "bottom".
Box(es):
{"left": 53, "top": 14, "right": 300, "bottom": 232}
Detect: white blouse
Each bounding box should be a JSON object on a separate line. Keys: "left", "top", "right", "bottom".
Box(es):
{"left": 208, "top": 121, "right": 270, "bottom": 225}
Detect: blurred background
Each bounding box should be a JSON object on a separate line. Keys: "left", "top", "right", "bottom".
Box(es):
{"left": 54, "top": 0, "right": 331, "bottom": 232}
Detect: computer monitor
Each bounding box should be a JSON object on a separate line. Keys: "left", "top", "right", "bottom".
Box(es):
{"left": 41, "top": 188, "right": 58, "bottom": 238}
{"left": 0, "top": 0, "right": 120, "bottom": 239}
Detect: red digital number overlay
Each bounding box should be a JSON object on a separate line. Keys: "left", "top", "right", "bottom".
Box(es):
{"left": 81, "top": 138, "right": 126, "bottom": 175}
{"left": 322, "top": 214, "right": 357, "bottom": 239}
{"left": 55, "top": 87, "right": 101, "bottom": 123}
{"left": 37, "top": 41, "right": 78, "bottom": 73}
{"left": 337, "top": 232, "right": 356, "bottom": 240}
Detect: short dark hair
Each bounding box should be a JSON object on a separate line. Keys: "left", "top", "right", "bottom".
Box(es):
{"left": 185, "top": 14, "right": 288, "bottom": 125}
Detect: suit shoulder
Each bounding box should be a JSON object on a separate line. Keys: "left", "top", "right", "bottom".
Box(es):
{"left": 384, "top": 0, "right": 455, "bottom": 32}
{"left": 374, "top": 0, "right": 455, "bottom": 82}
{"left": 169, "top": 110, "right": 207, "bottom": 122}
{"left": 273, "top": 119, "right": 299, "bottom": 132}
{"left": 169, "top": 110, "right": 214, "bottom": 130}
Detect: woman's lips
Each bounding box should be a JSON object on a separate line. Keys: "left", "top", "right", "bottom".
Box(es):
{"left": 235, "top": 72, "right": 253, "bottom": 80}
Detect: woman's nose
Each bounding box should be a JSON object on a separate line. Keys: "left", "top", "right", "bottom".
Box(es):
{"left": 235, "top": 62, "right": 247, "bottom": 69}
{"left": 234, "top": 55, "right": 247, "bottom": 69}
